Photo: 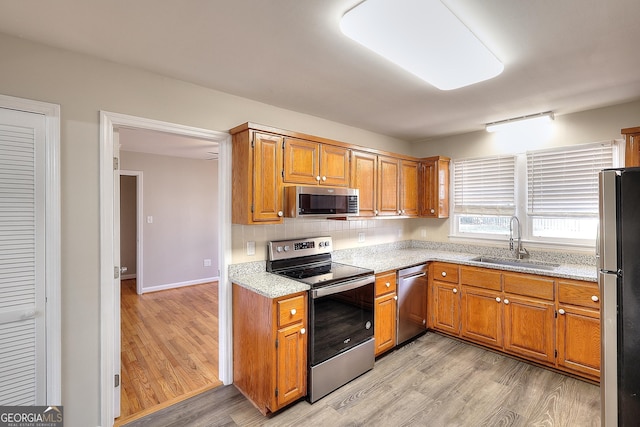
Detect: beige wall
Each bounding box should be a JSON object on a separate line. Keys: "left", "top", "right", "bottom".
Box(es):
{"left": 120, "top": 151, "right": 218, "bottom": 291}
{"left": 0, "top": 32, "right": 407, "bottom": 426}
{"left": 408, "top": 101, "right": 640, "bottom": 242}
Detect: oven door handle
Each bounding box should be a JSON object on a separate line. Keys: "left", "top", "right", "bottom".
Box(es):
{"left": 311, "top": 276, "right": 374, "bottom": 299}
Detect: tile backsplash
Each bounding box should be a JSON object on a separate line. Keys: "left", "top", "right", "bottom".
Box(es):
{"left": 231, "top": 217, "right": 417, "bottom": 263}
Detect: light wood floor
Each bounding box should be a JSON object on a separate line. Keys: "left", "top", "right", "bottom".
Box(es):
{"left": 117, "top": 279, "right": 222, "bottom": 425}
{"left": 122, "top": 331, "right": 601, "bottom": 426}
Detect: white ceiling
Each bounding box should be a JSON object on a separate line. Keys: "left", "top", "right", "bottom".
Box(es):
{"left": 2, "top": 0, "right": 640, "bottom": 143}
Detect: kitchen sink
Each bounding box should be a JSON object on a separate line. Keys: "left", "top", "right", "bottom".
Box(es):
{"left": 471, "top": 256, "right": 560, "bottom": 271}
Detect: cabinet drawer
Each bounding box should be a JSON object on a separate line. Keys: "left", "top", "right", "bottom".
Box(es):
{"left": 431, "top": 263, "right": 459, "bottom": 284}
{"left": 503, "top": 273, "right": 554, "bottom": 301}
{"left": 460, "top": 266, "right": 501, "bottom": 291}
{"left": 375, "top": 271, "right": 397, "bottom": 296}
{"left": 558, "top": 280, "right": 600, "bottom": 309}
{"left": 277, "top": 294, "right": 305, "bottom": 327}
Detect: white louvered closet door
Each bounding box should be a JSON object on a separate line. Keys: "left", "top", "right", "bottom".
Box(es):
{"left": 0, "top": 108, "right": 46, "bottom": 405}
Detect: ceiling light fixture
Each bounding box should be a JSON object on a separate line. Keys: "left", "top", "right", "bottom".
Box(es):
{"left": 339, "top": 0, "right": 504, "bottom": 90}
{"left": 485, "top": 111, "right": 555, "bottom": 133}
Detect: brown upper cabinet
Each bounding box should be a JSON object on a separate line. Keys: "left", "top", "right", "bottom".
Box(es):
{"left": 350, "top": 150, "right": 378, "bottom": 217}
{"left": 283, "top": 137, "right": 350, "bottom": 187}
{"left": 622, "top": 126, "right": 640, "bottom": 167}
{"left": 230, "top": 122, "right": 450, "bottom": 223}
{"left": 419, "top": 156, "right": 450, "bottom": 218}
{"left": 377, "top": 156, "right": 400, "bottom": 216}
{"left": 231, "top": 127, "right": 284, "bottom": 224}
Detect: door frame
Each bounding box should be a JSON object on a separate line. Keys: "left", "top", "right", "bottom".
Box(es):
{"left": 0, "top": 94, "right": 61, "bottom": 404}
{"left": 99, "top": 111, "right": 232, "bottom": 426}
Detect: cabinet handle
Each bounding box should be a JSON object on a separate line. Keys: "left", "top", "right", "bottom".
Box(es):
{"left": 441, "top": 271, "right": 447, "bottom": 277}
{"left": 322, "top": 176, "right": 327, "bottom": 182}
{"left": 385, "top": 282, "right": 391, "bottom": 288}
{"left": 394, "top": 295, "right": 398, "bottom": 301}
{"left": 504, "top": 299, "right": 510, "bottom": 305}
{"left": 496, "top": 297, "right": 501, "bottom": 303}
{"left": 452, "top": 288, "right": 458, "bottom": 294}
{"left": 316, "top": 175, "right": 321, "bottom": 181}
{"left": 558, "top": 309, "right": 566, "bottom": 315}
{"left": 591, "top": 295, "right": 599, "bottom": 302}
{"left": 300, "top": 328, "right": 306, "bottom": 335}
{"left": 277, "top": 211, "right": 283, "bottom": 217}
{"left": 430, "top": 209, "right": 435, "bottom": 214}
{"left": 290, "top": 308, "right": 297, "bottom": 315}
{"left": 375, "top": 210, "right": 379, "bottom": 215}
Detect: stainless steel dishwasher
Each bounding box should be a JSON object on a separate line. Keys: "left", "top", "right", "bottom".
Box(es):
{"left": 397, "top": 264, "right": 428, "bottom": 345}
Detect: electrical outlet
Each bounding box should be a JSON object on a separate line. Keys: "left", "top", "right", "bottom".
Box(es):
{"left": 203, "top": 259, "right": 212, "bottom": 267}
{"left": 247, "top": 241, "right": 256, "bottom": 256}
{"left": 358, "top": 232, "right": 365, "bottom": 243}
{"left": 421, "top": 228, "right": 427, "bottom": 238}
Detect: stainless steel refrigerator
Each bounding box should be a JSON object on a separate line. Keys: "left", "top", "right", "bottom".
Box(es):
{"left": 599, "top": 168, "right": 640, "bottom": 427}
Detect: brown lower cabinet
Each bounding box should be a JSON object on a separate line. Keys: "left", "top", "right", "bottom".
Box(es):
{"left": 233, "top": 284, "right": 307, "bottom": 414}
{"left": 428, "top": 262, "right": 600, "bottom": 382}
{"left": 374, "top": 270, "right": 397, "bottom": 356}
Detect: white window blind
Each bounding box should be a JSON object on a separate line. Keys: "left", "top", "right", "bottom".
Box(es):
{"left": 527, "top": 141, "right": 615, "bottom": 216}
{"left": 0, "top": 110, "right": 46, "bottom": 406}
{"left": 453, "top": 155, "right": 516, "bottom": 215}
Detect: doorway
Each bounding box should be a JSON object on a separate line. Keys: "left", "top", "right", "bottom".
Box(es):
{"left": 99, "top": 111, "right": 232, "bottom": 427}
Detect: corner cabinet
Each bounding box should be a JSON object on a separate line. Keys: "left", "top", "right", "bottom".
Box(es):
{"left": 374, "top": 270, "right": 397, "bottom": 356}
{"left": 622, "top": 126, "right": 640, "bottom": 167}
{"left": 233, "top": 285, "right": 307, "bottom": 414}
{"left": 419, "top": 156, "right": 450, "bottom": 218}
{"left": 231, "top": 126, "right": 284, "bottom": 224}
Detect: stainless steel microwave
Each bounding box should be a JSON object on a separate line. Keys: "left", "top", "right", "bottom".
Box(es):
{"left": 285, "top": 186, "right": 359, "bottom": 218}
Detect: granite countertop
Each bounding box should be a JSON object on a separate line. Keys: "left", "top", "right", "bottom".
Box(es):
{"left": 229, "top": 241, "right": 597, "bottom": 299}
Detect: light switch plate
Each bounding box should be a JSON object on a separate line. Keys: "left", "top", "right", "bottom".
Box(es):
{"left": 247, "top": 241, "right": 256, "bottom": 256}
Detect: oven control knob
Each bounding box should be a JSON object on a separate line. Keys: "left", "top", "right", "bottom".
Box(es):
{"left": 276, "top": 246, "right": 283, "bottom": 253}
{"left": 318, "top": 242, "right": 324, "bottom": 247}
{"left": 365, "top": 321, "right": 372, "bottom": 330}
{"left": 324, "top": 241, "right": 330, "bottom": 247}
{"left": 284, "top": 245, "right": 290, "bottom": 252}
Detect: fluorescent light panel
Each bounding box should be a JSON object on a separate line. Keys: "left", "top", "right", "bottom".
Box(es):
{"left": 485, "top": 112, "right": 554, "bottom": 133}
{"left": 340, "top": 0, "right": 504, "bottom": 90}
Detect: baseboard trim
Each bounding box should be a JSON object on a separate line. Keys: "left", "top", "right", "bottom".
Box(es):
{"left": 121, "top": 273, "right": 137, "bottom": 280}
{"left": 140, "top": 277, "right": 219, "bottom": 294}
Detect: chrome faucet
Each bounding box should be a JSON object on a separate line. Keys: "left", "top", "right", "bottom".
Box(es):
{"left": 509, "top": 216, "right": 529, "bottom": 259}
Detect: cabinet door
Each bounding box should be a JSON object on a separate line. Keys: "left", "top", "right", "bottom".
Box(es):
{"left": 557, "top": 305, "right": 600, "bottom": 380}
{"left": 275, "top": 323, "right": 307, "bottom": 409}
{"left": 431, "top": 281, "right": 460, "bottom": 335}
{"left": 320, "top": 144, "right": 350, "bottom": 186}
{"left": 420, "top": 160, "right": 437, "bottom": 217}
{"left": 419, "top": 157, "right": 449, "bottom": 218}
{"left": 283, "top": 137, "right": 319, "bottom": 185}
{"left": 377, "top": 156, "right": 400, "bottom": 216}
{"left": 461, "top": 286, "right": 502, "bottom": 348}
{"left": 253, "top": 132, "right": 284, "bottom": 222}
{"left": 350, "top": 150, "right": 377, "bottom": 216}
{"left": 400, "top": 160, "right": 419, "bottom": 216}
{"left": 375, "top": 292, "right": 397, "bottom": 356}
{"left": 503, "top": 295, "right": 555, "bottom": 364}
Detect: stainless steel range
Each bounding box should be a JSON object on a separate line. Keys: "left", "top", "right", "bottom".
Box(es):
{"left": 267, "top": 236, "right": 375, "bottom": 403}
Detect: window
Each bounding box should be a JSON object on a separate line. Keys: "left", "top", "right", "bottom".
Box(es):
{"left": 527, "top": 142, "right": 615, "bottom": 241}
{"left": 453, "top": 155, "right": 515, "bottom": 236}
{"left": 452, "top": 141, "right": 618, "bottom": 246}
